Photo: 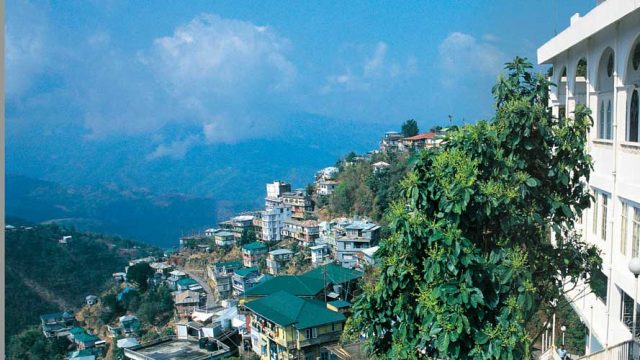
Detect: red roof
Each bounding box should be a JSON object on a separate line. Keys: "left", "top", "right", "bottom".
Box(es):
{"left": 403, "top": 132, "right": 436, "bottom": 141}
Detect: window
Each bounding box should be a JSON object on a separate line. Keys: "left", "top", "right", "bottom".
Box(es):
{"left": 607, "top": 53, "right": 614, "bottom": 77}
{"left": 601, "top": 194, "right": 609, "bottom": 241}
{"left": 593, "top": 193, "right": 599, "bottom": 235}
{"left": 634, "top": 207, "right": 640, "bottom": 258}
{"left": 591, "top": 270, "right": 608, "bottom": 304}
{"left": 634, "top": 43, "right": 640, "bottom": 71}
{"left": 599, "top": 101, "right": 606, "bottom": 139}
{"left": 321, "top": 352, "right": 330, "bottom": 360}
{"left": 622, "top": 203, "right": 628, "bottom": 255}
{"left": 630, "top": 90, "right": 639, "bottom": 143}
{"left": 331, "top": 323, "right": 336, "bottom": 332}
{"left": 305, "top": 328, "right": 317, "bottom": 339}
{"left": 606, "top": 100, "right": 613, "bottom": 140}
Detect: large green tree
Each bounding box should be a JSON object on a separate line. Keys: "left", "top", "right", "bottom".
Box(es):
{"left": 347, "top": 57, "right": 601, "bottom": 359}
{"left": 401, "top": 119, "right": 419, "bottom": 137}
{"left": 126, "top": 263, "right": 155, "bottom": 291}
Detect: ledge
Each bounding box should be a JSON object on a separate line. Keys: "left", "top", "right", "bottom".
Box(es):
{"left": 592, "top": 139, "right": 613, "bottom": 146}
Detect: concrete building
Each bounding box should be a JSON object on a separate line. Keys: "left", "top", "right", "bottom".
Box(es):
{"left": 281, "top": 190, "right": 314, "bottom": 219}
{"left": 380, "top": 131, "right": 404, "bottom": 152}
{"left": 537, "top": 0, "right": 640, "bottom": 355}
{"left": 281, "top": 219, "right": 320, "bottom": 246}
{"left": 335, "top": 220, "right": 380, "bottom": 268}
{"left": 265, "top": 181, "right": 291, "bottom": 209}
{"left": 266, "top": 249, "right": 294, "bottom": 275}
{"left": 242, "top": 242, "right": 268, "bottom": 268}
{"left": 310, "top": 244, "right": 331, "bottom": 265}
{"left": 245, "top": 291, "right": 346, "bottom": 360}
{"left": 208, "top": 260, "right": 243, "bottom": 300}
{"left": 316, "top": 180, "right": 339, "bottom": 196}
{"left": 261, "top": 206, "right": 292, "bottom": 242}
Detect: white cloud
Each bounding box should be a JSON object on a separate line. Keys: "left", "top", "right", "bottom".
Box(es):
{"left": 322, "top": 41, "right": 417, "bottom": 94}
{"left": 145, "top": 14, "right": 295, "bottom": 95}
{"left": 71, "top": 13, "right": 297, "bottom": 143}
{"left": 146, "top": 135, "right": 200, "bottom": 160}
{"left": 438, "top": 32, "right": 505, "bottom": 87}
{"left": 5, "top": 0, "right": 49, "bottom": 97}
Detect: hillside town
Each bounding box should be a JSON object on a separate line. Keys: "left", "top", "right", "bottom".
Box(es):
{"left": 10, "top": 1, "right": 640, "bottom": 359}
{"left": 30, "top": 129, "right": 443, "bottom": 360}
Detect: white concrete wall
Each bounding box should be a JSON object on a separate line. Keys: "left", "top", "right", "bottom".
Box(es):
{"left": 541, "top": 5, "right": 640, "bottom": 353}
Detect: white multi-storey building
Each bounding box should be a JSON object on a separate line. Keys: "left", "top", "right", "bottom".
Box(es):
{"left": 538, "top": 0, "right": 640, "bottom": 354}
{"left": 261, "top": 205, "right": 292, "bottom": 242}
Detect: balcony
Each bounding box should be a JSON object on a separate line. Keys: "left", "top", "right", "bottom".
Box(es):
{"left": 297, "top": 331, "right": 342, "bottom": 348}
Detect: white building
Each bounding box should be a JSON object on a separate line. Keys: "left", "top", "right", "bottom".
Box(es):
{"left": 538, "top": 0, "right": 640, "bottom": 354}
{"left": 265, "top": 181, "right": 291, "bottom": 209}
{"left": 261, "top": 206, "right": 292, "bottom": 242}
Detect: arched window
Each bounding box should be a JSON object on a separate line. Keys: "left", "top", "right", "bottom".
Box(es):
{"left": 606, "top": 100, "right": 612, "bottom": 140}
{"left": 599, "top": 101, "right": 605, "bottom": 138}
{"left": 630, "top": 90, "right": 639, "bottom": 142}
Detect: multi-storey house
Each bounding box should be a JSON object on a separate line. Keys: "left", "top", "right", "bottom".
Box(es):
{"left": 243, "top": 242, "right": 269, "bottom": 268}
{"left": 537, "top": 0, "right": 640, "bottom": 354}
{"left": 208, "top": 260, "right": 243, "bottom": 300}
{"left": 266, "top": 249, "right": 294, "bottom": 275}
{"left": 281, "top": 219, "right": 320, "bottom": 246}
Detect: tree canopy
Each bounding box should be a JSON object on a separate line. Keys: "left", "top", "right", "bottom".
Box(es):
{"left": 346, "top": 57, "right": 601, "bottom": 359}
{"left": 401, "top": 119, "right": 419, "bottom": 137}
{"left": 126, "top": 263, "right": 155, "bottom": 291}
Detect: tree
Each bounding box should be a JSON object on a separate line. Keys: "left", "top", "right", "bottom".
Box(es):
{"left": 347, "top": 57, "right": 601, "bottom": 359}
{"left": 126, "top": 263, "right": 154, "bottom": 292}
{"left": 401, "top": 119, "right": 419, "bottom": 137}
{"left": 240, "top": 227, "right": 256, "bottom": 246}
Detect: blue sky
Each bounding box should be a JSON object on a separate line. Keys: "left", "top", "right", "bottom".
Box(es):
{"left": 6, "top": 0, "right": 593, "bottom": 162}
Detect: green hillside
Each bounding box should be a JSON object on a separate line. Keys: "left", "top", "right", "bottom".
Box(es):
{"left": 5, "top": 221, "right": 160, "bottom": 344}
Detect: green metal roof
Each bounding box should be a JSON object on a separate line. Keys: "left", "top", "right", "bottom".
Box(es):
{"left": 242, "top": 241, "right": 267, "bottom": 251}
{"left": 176, "top": 278, "right": 198, "bottom": 286}
{"left": 304, "top": 263, "right": 363, "bottom": 285}
{"left": 244, "top": 275, "right": 325, "bottom": 297}
{"left": 214, "top": 260, "right": 243, "bottom": 268}
{"left": 328, "top": 300, "right": 351, "bottom": 308}
{"left": 70, "top": 327, "right": 99, "bottom": 343}
{"left": 245, "top": 291, "right": 345, "bottom": 329}
{"left": 235, "top": 267, "right": 259, "bottom": 277}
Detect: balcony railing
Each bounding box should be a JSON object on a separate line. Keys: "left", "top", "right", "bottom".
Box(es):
{"left": 576, "top": 340, "right": 640, "bottom": 360}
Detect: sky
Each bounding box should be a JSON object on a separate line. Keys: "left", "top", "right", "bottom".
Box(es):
{"left": 6, "top": 0, "right": 594, "bottom": 165}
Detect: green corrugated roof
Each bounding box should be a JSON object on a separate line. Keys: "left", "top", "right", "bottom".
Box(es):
{"left": 304, "top": 263, "right": 363, "bottom": 285}
{"left": 70, "top": 327, "right": 99, "bottom": 343}
{"left": 235, "top": 267, "right": 259, "bottom": 277}
{"left": 244, "top": 275, "right": 325, "bottom": 297}
{"left": 214, "top": 260, "right": 242, "bottom": 268}
{"left": 242, "top": 241, "right": 267, "bottom": 251}
{"left": 328, "top": 300, "right": 351, "bottom": 308}
{"left": 176, "top": 278, "right": 198, "bottom": 286}
{"left": 245, "top": 291, "right": 345, "bottom": 329}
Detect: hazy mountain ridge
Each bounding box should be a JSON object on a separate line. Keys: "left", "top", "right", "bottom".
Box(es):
{"left": 7, "top": 113, "right": 388, "bottom": 246}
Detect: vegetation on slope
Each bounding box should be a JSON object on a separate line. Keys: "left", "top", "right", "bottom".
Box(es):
{"left": 347, "top": 57, "right": 601, "bottom": 359}
{"left": 5, "top": 222, "right": 159, "bottom": 346}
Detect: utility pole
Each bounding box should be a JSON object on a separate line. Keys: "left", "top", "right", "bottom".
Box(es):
{"left": 323, "top": 263, "right": 328, "bottom": 304}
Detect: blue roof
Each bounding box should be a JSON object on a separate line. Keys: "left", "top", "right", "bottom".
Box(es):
{"left": 117, "top": 287, "right": 137, "bottom": 302}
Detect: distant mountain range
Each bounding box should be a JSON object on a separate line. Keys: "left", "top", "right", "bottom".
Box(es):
{"left": 6, "top": 113, "right": 390, "bottom": 246}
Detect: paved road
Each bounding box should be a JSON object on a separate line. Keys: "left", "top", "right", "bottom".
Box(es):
{"left": 181, "top": 268, "right": 217, "bottom": 308}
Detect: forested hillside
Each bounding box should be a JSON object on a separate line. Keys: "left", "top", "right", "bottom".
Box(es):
{"left": 5, "top": 221, "right": 160, "bottom": 343}
{"left": 320, "top": 151, "right": 415, "bottom": 224}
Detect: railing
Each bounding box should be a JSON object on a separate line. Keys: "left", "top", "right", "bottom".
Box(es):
{"left": 540, "top": 346, "right": 563, "bottom": 360}
{"left": 576, "top": 340, "right": 640, "bottom": 360}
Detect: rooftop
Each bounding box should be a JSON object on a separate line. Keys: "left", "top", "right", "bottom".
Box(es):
{"left": 304, "top": 263, "right": 363, "bottom": 285}
{"left": 234, "top": 267, "right": 259, "bottom": 277}
{"left": 244, "top": 275, "right": 325, "bottom": 297}
{"left": 214, "top": 231, "right": 235, "bottom": 237}
{"left": 328, "top": 300, "right": 351, "bottom": 309}
{"left": 176, "top": 278, "right": 198, "bottom": 287}
{"left": 124, "top": 337, "right": 229, "bottom": 360}
{"left": 403, "top": 132, "right": 437, "bottom": 141}
{"left": 213, "top": 259, "right": 243, "bottom": 268}
{"left": 245, "top": 291, "right": 345, "bottom": 329}
{"left": 269, "top": 248, "right": 294, "bottom": 256}
{"left": 242, "top": 241, "right": 267, "bottom": 251}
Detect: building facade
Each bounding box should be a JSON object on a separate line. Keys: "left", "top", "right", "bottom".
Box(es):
{"left": 266, "top": 249, "right": 294, "bottom": 275}
{"left": 261, "top": 206, "right": 292, "bottom": 242}
{"left": 537, "top": 0, "right": 640, "bottom": 352}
